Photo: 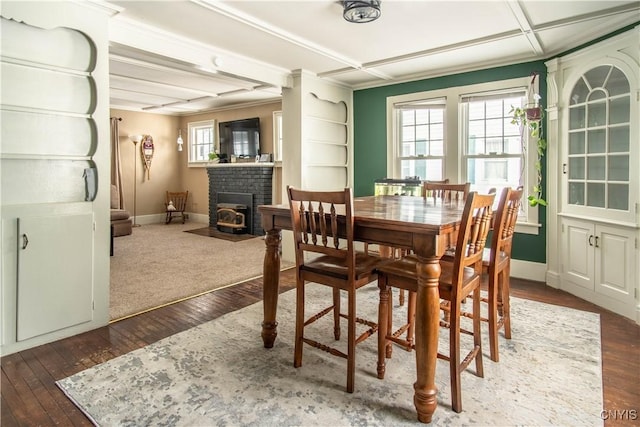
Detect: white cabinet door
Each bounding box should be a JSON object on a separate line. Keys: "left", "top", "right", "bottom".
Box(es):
{"left": 595, "top": 224, "right": 635, "bottom": 303}
{"left": 562, "top": 218, "right": 594, "bottom": 291}
{"left": 17, "top": 214, "right": 93, "bottom": 341}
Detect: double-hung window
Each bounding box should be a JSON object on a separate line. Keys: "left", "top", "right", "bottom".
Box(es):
{"left": 460, "top": 91, "right": 526, "bottom": 195}
{"left": 396, "top": 99, "right": 445, "bottom": 180}
{"left": 188, "top": 120, "right": 216, "bottom": 165}
{"left": 387, "top": 76, "right": 540, "bottom": 233}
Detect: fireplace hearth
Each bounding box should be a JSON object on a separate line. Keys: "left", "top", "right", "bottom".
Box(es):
{"left": 215, "top": 191, "right": 253, "bottom": 234}
{"left": 207, "top": 165, "right": 273, "bottom": 236}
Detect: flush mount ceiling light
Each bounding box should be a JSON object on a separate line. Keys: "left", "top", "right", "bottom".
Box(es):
{"left": 343, "top": 0, "right": 381, "bottom": 23}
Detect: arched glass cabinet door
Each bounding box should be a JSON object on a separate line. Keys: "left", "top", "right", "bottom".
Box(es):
{"left": 567, "top": 65, "right": 631, "bottom": 211}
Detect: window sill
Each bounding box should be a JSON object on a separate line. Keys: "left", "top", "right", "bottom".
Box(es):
{"left": 515, "top": 221, "right": 541, "bottom": 235}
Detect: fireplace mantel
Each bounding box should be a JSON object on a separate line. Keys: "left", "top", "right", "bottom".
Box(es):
{"left": 206, "top": 165, "right": 273, "bottom": 236}
{"left": 206, "top": 162, "right": 274, "bottom": 168}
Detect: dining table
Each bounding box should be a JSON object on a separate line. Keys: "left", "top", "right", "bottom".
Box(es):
{"left": 257, "top": 195, "right": 466, "bottom": 423}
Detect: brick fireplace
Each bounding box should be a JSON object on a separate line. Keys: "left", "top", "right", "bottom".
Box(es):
{"left": 206, "top": 164, "right": 273, "bottom": 236}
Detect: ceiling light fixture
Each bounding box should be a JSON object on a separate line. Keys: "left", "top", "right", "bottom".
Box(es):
{"left": 343, "top": 0, "right": 381, "bottom": 23}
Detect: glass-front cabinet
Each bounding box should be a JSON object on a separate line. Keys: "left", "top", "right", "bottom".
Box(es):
{"left": 566, "top": 65, "right": 632, "bottom": 214}
{"left": 552, "top": 28, "right": 639, "bottom": 323}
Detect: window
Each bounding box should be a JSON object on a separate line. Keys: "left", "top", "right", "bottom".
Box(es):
{"left": 188, "top": 120, "right": 216, "bottom": 165}
{"left": 273, "top": 111, "right": 282, "bottom": 162}
{"left": 387, "top": 77, "right": 539, "bottom": 233}
{"left": 396, "top": 99, "right": 445, "bottom": 180}
{"left": 461, "top": 91, "right": 526, "bottom": 195}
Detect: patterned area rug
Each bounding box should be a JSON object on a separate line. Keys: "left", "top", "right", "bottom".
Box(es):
{"left": 57, "top": 284, "right": 603, "bottom": 426}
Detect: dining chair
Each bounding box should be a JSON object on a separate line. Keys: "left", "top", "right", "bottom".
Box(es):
{"left": 287, "top": 186, "right": 388, "bottom": 393}
{"left": 423, "top": 182, "right": 470, "bottom": 204}
{"left": 375, "top": 191, "right": 495, "bottom": 413}
{"left": 420, "top": 178, "right": 450, "bottom": 196}
{"left": 482, "top": 186, "right": 523, "bottom": 362}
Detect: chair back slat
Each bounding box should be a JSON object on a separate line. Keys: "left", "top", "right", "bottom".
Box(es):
{"left": 452, "top": 192, "right": 495, "bottom": 291}
{"left": 288, "top": 186, "right": 355, "bottom": 276}
{"left": 423, "top": 182, "right": 470, "bottom": 204}
{"left": 491, "top": 187, "right": 524, "bottom": 263}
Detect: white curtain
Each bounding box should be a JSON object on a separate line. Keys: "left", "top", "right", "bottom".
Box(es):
{"left": 110, "top": 117, "right": 125, "bottom": 209}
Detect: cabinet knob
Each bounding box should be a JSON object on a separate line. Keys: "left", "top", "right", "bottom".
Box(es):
{"left": 21, "top": 234, "right": 29, "bottom": 250}
{"left": 588, "top": 235, "right": 594, "bottom": 246}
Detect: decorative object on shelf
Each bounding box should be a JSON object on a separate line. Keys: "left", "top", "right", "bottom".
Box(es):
{"left": 141, "top": 134, "right": 154, "bottom": 180}
{"left": 177, "top": 129, "right": 184, "bottom": 152}
{"left": 208, "top": 152, "right": 219, "bottom": 163}
{"left": 343, "top": 0, "right": 381, "bottom": 23}
{"left": 129, "top": 134, "right": 143, "bottom": 227}
{"left": 510, "top": 72, "right": 547, "bottom": 207}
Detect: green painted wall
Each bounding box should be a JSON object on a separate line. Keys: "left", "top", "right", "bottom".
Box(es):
{"left": 353, "top": 61, "right": 547, "bottom": 263}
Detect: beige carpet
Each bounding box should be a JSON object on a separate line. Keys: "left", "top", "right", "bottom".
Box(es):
{"left": 110, "top": 222, "right": 293, "bottom": 321}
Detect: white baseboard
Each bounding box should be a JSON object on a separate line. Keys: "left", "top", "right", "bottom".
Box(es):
{"left": 133, "top": 213, "right": 208, "bottom": 226}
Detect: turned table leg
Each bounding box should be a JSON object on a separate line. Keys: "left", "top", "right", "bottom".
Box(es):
{"left": 261, "top": 228, "right": 282, "bottom": 348}
{"left": 412, "top": 238, "right": 442, "bottom": 423}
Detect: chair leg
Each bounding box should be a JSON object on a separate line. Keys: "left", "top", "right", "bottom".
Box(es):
{"left": 333, "top": 288, "right": 341, "bottom": 340}
{"left": 502, "top": 265, "right": 512, "bottom": 340}
{"left": 449, "top": 299, "right": 462, "bottom": 413}
{"left": 377, "top": 278, "right": 390, "bottom": 379}
{"left": 165, "top": 212, "right": 171, "bottom": 224}
{"left": 487, "top": 268, "right": 500, "bottom": 362}
{"left": 406, "top": 290, "right": 416, "bottom": 347}
{"left": 473, "top": 288, "right": 484, "bottom": 378}
{"left": 346, "top": 288, "right": 356, "bottom": 393}
{"left": 386, "top": 289, "right": 393, "bottom": 359}
{"left": 293, "top": 279, "right": 305, "bottom": 369}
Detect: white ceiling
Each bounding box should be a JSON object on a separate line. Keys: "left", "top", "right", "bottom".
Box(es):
{"left": 107, "top": 0, "right": 640, "bottom": 116}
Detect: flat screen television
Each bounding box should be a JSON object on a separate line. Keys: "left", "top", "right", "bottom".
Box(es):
{"left": 218, "top": 117, "right": 260, "bottom": 159}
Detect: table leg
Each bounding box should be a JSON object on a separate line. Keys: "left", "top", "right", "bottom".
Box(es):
{"left": 261, "top": 228, "right": 282, "bottom": 348}
{"left": 412, "top": 242, "right": 441, "bottom": 423}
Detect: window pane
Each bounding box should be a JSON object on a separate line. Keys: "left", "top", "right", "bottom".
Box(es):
{"left": 402, "top": 110, "right": 415, "bottom": 126}
{"left": 587, "top": 129, "right": 605, "bottom": 153}
{"left": 466, "top": 157, "right": 521, "bottom": 189}
{"left": 608, "top": 184, "right": 629, "bottom": 210}
{"left": 569, "top": 132, "right": 585, "bottom": 154}
{"left": 569, "top": 157, "right": 585, "bottom": 179}
{"left": 569, "top": 105, "right": 585, "bottom": 129}
{"left": 606, "top": 67, "right": 630, "bottom": 96}
{"left": 587, "top": 156, "right": 605, "bottom": 180}
{"left": 610, "top": 96, "right": 630, "bottom": 124}
{"left": 584, "top": 65, "right": 610, "bottom": 89}
{"left": 430, "top": 140, "right": 444, "bottom": 156}
{"left": 609, "top": 126, "right": 629, "bottom": 152}
{"left": 587, "top": 101, "right": 606, "bottom": 127}
{"left": 401, "top": 158, "right": 442, "bottom": 181}
{"left": 570, "top": 77, "right": 589, "bottom": 104}
{"left": 485, "top": 100, "right": 503, "bottom": 118}
{"left": 608, "top": 155, "right": 629, "bottom": 181}
{"left": 587, "top": 183, "right": 605, "bottom": 207}
{"left": 569, "top": 182, "right": 585, "bottom": 205}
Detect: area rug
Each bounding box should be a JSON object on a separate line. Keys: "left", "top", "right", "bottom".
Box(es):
{"left": 110, "top": 222, "right": 293, "bottom": 321}
{"left": 184, "top": 226, "right": 255, "bottom": 242}
{"left": 58, "top": 284, "right": 603, "bottom": 426}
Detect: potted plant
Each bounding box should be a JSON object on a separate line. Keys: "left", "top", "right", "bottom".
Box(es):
{"left": 208, "top": 152, "right": 219, "bottom": 163}
{"left": 510, "top": 93, "right": 547, "bottom": 207}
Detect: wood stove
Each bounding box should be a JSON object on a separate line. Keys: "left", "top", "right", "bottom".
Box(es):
{"left": 216, "top": 203, "right": 248, "bottom": 234}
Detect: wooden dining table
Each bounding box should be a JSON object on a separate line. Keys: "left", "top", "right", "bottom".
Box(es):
{"left": 258, "top": 195, "right": 466, "bottom": 423}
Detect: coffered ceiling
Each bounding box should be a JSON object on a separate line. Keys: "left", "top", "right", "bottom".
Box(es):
{"left": 107, "top": 0, "right": 640, "bottom": 116}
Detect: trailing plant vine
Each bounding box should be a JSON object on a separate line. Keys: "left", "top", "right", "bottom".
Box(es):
{"left": 510, "top": 80, "right": 547, "bottom": 207}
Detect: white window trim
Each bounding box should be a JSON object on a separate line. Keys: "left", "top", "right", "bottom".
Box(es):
{"left": 386, "top": 77, "right": 541, "bottom": 235}
{"left": 187, "top": 119, "right": 216, "bottom": 167}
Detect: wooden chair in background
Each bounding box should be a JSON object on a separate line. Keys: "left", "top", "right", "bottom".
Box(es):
{"left": 423, "top": 182, "right": 470, "bottom": 204}
{"left": 375, "top": 191, "right": 495, "bottom": 413}
{"left": 165, "top": 191, "right": 189, "bottom": 224}
{"left": 481, "top": 186, "right": 524, "bottom": 362}
{"left": 287, "top": 186, "right": 389, "bottom": 393}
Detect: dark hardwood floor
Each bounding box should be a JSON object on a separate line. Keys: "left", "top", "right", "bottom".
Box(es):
{"left": 2, "top": 269, "right": 639, "bottom": 426}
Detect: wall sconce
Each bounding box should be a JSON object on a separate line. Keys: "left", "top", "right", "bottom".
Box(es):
{"left": 177, "top": 129, "right": 184, "bottom": 152}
